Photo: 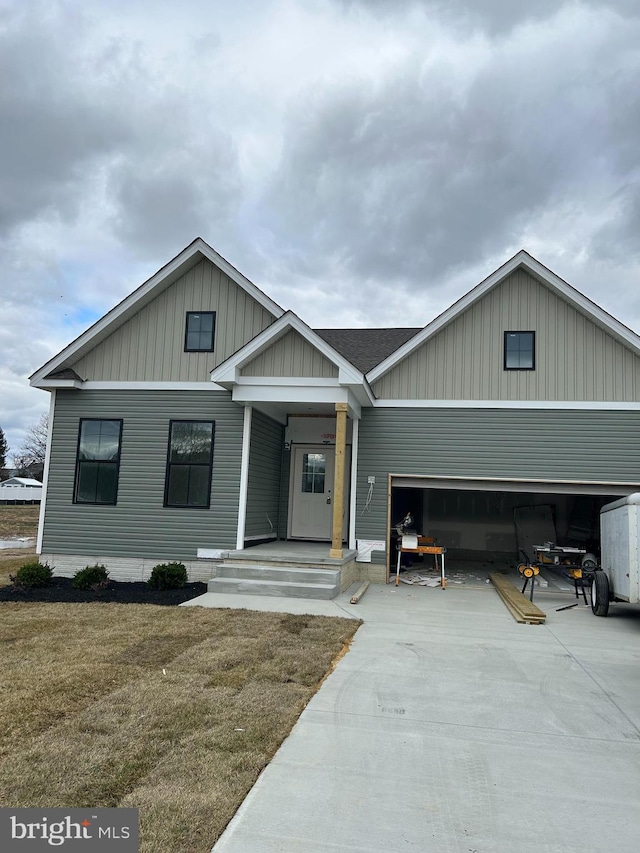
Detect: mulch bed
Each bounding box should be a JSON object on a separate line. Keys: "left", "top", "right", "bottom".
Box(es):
{"left": 0, "top": 577, "right": 207, "bottom": 606}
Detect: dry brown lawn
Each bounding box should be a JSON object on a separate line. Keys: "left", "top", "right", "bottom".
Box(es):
{"left": 0, "top": 601, "right": 359, "bottom": 852}
{"left": 0, "top": 504, "right": 39, "bottom": 539}
{"left": 0, "top": 505, "right": 40, "bottom": 585}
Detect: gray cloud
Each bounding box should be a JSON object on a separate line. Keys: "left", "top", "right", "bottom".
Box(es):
{"left": 0, "top": 2, "right": 242, "bottom": 259}
{"left": 262, "top": 3, "right": 640, "bottom": 317}
{"left": 337, "top": 0, "right": 640, "bottom": 33}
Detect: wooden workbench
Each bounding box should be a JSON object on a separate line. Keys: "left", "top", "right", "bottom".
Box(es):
{"left": 395, "top": 537, "right": 447, "bottom": 588}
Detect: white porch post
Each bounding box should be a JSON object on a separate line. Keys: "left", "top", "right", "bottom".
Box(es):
{"left": 330, "top": 402, "right": 348, "bottom": 559}
{"left": 236, "top": 405, "right": 253, "bottom": 551}
{"left": 348, "top": 417, "right": 359, "bottom": 551}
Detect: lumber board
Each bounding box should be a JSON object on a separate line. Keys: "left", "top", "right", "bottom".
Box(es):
{"left": 350, "top": 581, "right": 370, "bottom": 604}
{"left": 489, "top": 572, "right": 546, "bottom": 624}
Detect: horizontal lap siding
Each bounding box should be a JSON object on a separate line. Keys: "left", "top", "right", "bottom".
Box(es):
{"left": 245, "top": 411, "right": 283, "bottom": 539}
{"left": 42, "top": 390, "right": 244, "bottom": 560}
{"left": 355, "top": 408, "right": 640, "bottom": 558}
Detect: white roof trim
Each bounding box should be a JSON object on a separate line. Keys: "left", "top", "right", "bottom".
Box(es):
{"left": 367, "top": 250, "right": 640, "bottom": 383}
{"left": 30, "top": 238, "right": 284, "bottom": 387}
{"left": 35, "top": 379, "right": 83, "bottom": 390}
{"left": 373, "top": 399, "right": 640, "bottom": 410}
{"left": 81, "top": 381, "right": 227, "bottom": 391}
{"left": 231, "top": 383, "right": 362, "bottom": 419}
{"left": 211, "top": 310, "right": 365, "bottom": 387}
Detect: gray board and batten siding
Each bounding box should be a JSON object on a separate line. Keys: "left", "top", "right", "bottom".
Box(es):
{"left": 70, "top": 259, "right": 276, "bottom": 382}
{"left": 240, "top": 329, "right": 338, "bottom": 378}
{"left": 355, "top": 407, "right": 640, "bottom": 562}
{"left": 372, "top": 268, "right": 640, "bottom": 401}
{"left": 41, "top": 389, "right": 244, "bottom": 560}
{"left": 245, "top": 410, "right": 284, "bottom": 541}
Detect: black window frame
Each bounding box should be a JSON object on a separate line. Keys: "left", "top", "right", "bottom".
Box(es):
{"left": 73, "top": 418, "right": 123, "bottom": 506}
{"left": 504, "top": 331, "right": 536, "bottom": 371}
{"left": 184, "top": 311, "right": 216, "bottom": 352}
{"left": 164, "top": 419, "right": 215, "bottom": 509}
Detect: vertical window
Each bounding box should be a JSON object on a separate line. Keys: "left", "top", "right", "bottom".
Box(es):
{"left": 185, "top": 311, "right": 215, "bottom": 352}
{"left": 165, "top": 420, "right": 215, "bottom": 508}
{"left": 504, "top": 331, "right": 535, "bottom": 370}
{"left": 74, "top": 419, "right": 123, "bottom": 504}
{"left": 301, "top": 452, "right": 326, "bottom": 493}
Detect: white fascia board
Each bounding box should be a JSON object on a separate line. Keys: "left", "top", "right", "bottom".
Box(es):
{"left": 80, "top": 381, "right": 228, "bottom": 391}
{"left": 346, "top": 392, "right": 362, "bottom": 420}
{"left": 518, "top": 253, "right": 640, "bottom": 354}
{"left": 343, "top": 380, "right": 376, "bottom": 408}
{"left": 232, "top": 384, "right": 362, "bottom": 418}
{"left": 367, "top": 250, "right": 640, "bottom": 383}
{"left": 232, "top": 385, "right": 351, "bottom": 405}
{"left": 337, "top": 364, "right": 365, "bottom": 385}
{"left": 235, "top": 376, "right": 339, "bottom": 387}
{"left": 195, "top": 240, "right": 284, "bottom": 319}
{"left": 31, "top": 379, "right": 82, "bottom": 390}
{"left": 373, "top": 399, "right": 640, "bottom": 410}
{"left": 211, "top": 310, "right": 365, "bottom": 387}
{"left": 30, "top": 238, "right": 284, "bottom": 386}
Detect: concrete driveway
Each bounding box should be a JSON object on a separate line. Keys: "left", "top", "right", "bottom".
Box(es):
{"left": 210, "top": 583, "right": 640, "bottom": 853}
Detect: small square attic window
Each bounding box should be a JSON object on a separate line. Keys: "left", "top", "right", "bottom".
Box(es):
{"left": 185, "top": 312, "right": 215, "bottom": 352}
{"left": 504, "top": 331, "right": 535, "bottom": 370}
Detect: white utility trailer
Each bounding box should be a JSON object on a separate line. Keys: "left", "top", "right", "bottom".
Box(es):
{"left": 594, "top": 494, "right": 640, "bottom": 616}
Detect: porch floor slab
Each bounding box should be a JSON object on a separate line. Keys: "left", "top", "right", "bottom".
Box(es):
{"left": 228, "top": 541, "right": 356, "bottom": 566}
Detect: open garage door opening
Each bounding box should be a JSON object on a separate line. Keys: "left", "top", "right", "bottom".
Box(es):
{"left": 389, "top": 477, "right": 631, "bottom": 583}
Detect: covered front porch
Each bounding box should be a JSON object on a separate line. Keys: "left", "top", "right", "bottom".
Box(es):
{"left": 211, "top": 311, "right": 374, "bottom": 564}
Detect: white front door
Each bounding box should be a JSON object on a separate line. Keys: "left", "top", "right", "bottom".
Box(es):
{"left": 289, "top": 446, "right": 350, "bottom": 540}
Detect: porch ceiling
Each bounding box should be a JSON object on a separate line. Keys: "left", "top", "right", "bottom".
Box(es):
{"left": 250, "top": 400, "right": 340, "bottom": 423}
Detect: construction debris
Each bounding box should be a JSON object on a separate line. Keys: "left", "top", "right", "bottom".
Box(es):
{"left": 350, "top": 581, "right": 370, "bottom": 604}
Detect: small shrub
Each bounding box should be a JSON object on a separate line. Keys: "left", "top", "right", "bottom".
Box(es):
{"left": 72, "top": 564, "right": 110, "bottom": 590}
{"left": 12, "top": 562, "right": 53, "bottom": 588}
{"left": 148, "top": 562, "right": 188, "bottom": 590}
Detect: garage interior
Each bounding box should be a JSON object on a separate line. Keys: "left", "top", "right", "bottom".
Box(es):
{"left": 390, "top": 478, "right": 627, "bottom": 586}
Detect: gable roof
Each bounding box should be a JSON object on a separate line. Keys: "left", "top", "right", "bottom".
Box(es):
{"left": 30, "top": 238, "right": 284, "bottom": 387}
{"left": 211, "top": 310, "right": 367, "bottom": 389}
{"left": 314, "top": 328, "right": 422, "bottom": 373}
{"left": 367, "top": 250, "right": 640, "bottom": 383}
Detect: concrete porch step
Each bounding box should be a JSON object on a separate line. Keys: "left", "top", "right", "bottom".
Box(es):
{"left": 217, "top": 564, "right": 341, "bottom": 585}
{"left": 207, "top": 576, "right": 339, "bottom": 600}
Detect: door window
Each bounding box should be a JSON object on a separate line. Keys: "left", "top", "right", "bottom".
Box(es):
{"left": 301, "top": 453, "right": 326, "bottom": 493}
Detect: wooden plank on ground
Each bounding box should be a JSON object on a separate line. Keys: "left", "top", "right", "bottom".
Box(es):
{"left": 489, "top": 572, "right": 546, "bottom": 624}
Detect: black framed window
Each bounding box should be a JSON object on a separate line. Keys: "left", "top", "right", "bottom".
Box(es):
{"left": 74, "top": 419, "right": 123, "bottom": 504}
{"left": 184, "top": 311, "right": 215, "bottom": 352}
{"left": 504, "top": 331, "right": 535, "bottom": 370}
{"left": 165, "top": 420, "right": 215, "bottom": 508}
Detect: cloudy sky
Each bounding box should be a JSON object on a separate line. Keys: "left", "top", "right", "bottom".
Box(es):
{"left": 1, "top": 0, "right": 639, "bottom": 454}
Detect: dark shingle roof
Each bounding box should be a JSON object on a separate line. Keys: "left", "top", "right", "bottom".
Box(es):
{"left": 314, "top": 328, "right": 422, "bottom": 374}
